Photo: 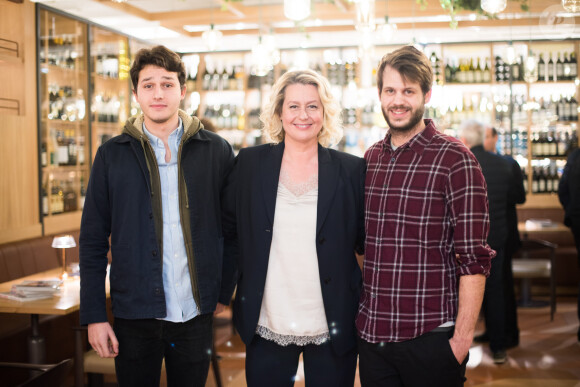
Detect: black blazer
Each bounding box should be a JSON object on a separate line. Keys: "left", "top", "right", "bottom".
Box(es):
{"left": 223, "top": 142, "right": 365, "bottom": 356}
{"left": 470, "top": 145, "right": 512, "bottom": 250}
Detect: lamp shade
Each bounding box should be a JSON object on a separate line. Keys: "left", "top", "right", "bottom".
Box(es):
{"left": 52, "top": 235, "right": 76, "bottom": 249}
{"left": 284, "top": 0, "right": 311, "bottom": 21}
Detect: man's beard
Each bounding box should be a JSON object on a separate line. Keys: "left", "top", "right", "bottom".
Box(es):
{"left": 382, "top": 104, "right": 425, "bottom": 134}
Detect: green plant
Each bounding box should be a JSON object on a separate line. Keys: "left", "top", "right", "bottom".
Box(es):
{"left": 416, "top": 0, "right": 529, "bottom": 28}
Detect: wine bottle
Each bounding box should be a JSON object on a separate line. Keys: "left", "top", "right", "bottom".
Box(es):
{"left": 483, "top": 58, "right": 491, "bottom": 83}
{"left": 569, "top": 51, "right": 578, "bottom": 79}
{"left": 538, "top": 53, "right": 546, "bottom": 81}
{"left": 548, "top": 53, "right": 555, "bottom": 82}
{"left": 556, "top": 52, "right": 564, "bottom": 81}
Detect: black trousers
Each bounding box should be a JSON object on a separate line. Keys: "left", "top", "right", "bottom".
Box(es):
{"left": 358, "top": 328, "right": 468, "bottom": 387}
{"left": 482, "top": 248, "right": 506, "bottom": 352}
{"left": 503, "top": 246, "right": 520, "bottom": 347}
{"left": 245, "top": 334, "right": 358, "bottom": 387}
{"left": 572, "top": 223, "right": 580, "bottom": 340}
{"left": 113, "top": 314, "right": 213, "bottom": 387}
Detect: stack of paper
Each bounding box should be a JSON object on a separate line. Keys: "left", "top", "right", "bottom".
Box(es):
{"left": 525, "top": 219, "right": 557, "bottom": 230}
{"left": 0, "top": 279, "right": 62, "bottom": 302}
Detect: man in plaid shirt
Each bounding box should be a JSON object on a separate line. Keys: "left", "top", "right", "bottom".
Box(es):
{"left": 356, "top": 46, "right": 494, "bottom": 387}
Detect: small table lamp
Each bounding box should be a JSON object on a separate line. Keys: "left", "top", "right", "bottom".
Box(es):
{"left": 52, "top": 235, "right": 76, "bottom": 280}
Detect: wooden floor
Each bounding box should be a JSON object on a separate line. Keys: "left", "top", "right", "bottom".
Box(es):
{"left": 208, "top": 297, "right": 580, "bottom": 387}
{"left": 92, "top": 297, "right": 580, "bottom": 386}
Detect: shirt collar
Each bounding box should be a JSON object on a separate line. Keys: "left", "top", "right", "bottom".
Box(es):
{"left": 382, "top": 119, "right": 436, "bottom": 156}
{"left": 143, "top": 117, "right": 184, "bottom": 148}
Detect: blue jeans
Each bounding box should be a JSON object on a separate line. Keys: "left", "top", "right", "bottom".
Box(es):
{"left": 113, "top": 314, "right": 213, "bottom": 387}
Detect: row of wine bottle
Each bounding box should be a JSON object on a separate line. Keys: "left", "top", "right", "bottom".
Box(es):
{"left": 433, "top": 50, "right": 577, "bottom": 84}
{"left": 42, "top": 177, "right": 86, "bottom": 216}
{"left": 526, "top": 166, "right": 561, "bottom": 194}
{"left": 41, "top": 129, "right": 86, "bottom": 167}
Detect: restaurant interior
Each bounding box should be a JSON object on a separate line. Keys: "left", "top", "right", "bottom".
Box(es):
{"left": 0, "top": 0, "right": 579, "bottom": 385}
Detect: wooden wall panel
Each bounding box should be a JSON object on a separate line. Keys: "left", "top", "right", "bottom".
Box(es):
{"left": 0, "top": 0, "right": 42, "bottom": 244}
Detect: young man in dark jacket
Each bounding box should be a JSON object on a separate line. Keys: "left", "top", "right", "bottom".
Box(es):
{"left": 79, "top": 45, "right": 237, "bottom": 386}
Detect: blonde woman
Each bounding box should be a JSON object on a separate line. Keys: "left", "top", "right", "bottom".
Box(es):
{"left": 222, "top": 69, "right": 365, "bottom": 386}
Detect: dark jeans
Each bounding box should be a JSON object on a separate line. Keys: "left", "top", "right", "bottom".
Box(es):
{"left": 245, "top": 334, "right": 358, "bottom": 387}
{"left": 113, "top": 314, "right": 213, "bottom": 387}
{"left": 358, "top": 328, "right": 468, "bottom": 387}
{"left": 482, "top": 248, "right": 506, "bottom": 352}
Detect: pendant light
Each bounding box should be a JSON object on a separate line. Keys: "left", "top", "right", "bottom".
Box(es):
{"left": 284, "top": 0, "right": 311, "bottom": 21}
{"left": 354, "top": 0, "right": 376, "bottom": 32}
{"left": 523, "top": 1, "right": 537, "bottom": 83}
{"left": 562, "top": 0, "right": 580, "bottom": 12}
{"left": 481, "top": 0, "right": 507, "bottom": 14}
{"left": 202, "top": 24, "right": 223, "bottom": 52}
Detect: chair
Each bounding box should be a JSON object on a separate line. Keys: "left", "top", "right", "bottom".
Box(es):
{"left": 512, "top": 238, "right": 557, "bottom": 321}
{"left": 73, "top": 327, "right": 223, "bottom": 387}
{"left": 0, "top": 358, "right": 73, "bottom": 387}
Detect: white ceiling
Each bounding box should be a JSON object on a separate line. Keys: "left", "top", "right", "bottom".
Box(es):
{"left": 32, "top": 0, "right": 580, "bottom": 54}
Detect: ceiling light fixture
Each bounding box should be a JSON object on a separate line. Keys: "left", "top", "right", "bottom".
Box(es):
{"left": 111, "top": 0, "right": 127, "bottom": 3}
{"left": 354, "top": 0, "right": 376, "bottom": 32}
{"left": 562, "top": 0, "right": 580, "bottom": 12}
{"left": 251, "top": 36, "right": 273, "bottom": 76}
{"left": 202, "top": 24, "right": 222, "bottom": 52}
{"left": 284, "top": 0, "right": 311, "bottom": 21}
{"left": 481, "top": 0, "right": 507, "bottom": 14}
{"left": 523, "top": 0, "right": 537, "bottom": 83}
{"left": 379, "top": 1, "right": 397, "bottom": 42}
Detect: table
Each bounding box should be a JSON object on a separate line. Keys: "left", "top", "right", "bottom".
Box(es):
{"left": 0, "top": 267, "right": 109, "bottom": 364}
{"left": 516, "top": 222, "right": 567, "bottom": 308}
{"left": 518, "top": 221, "right": 569, "bottom": 240}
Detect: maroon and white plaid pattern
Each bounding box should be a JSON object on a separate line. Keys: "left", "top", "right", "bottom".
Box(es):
{"left": 357, "top": 120, "right": 494, "bottom": 343}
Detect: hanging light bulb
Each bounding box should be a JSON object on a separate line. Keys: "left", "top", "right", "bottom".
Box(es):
{"left": 380, "top": 16, "right": 397, "bottom": 42}
{"left": 284, "top": 0, "right": 311, "bottom": 21}
{"left": 505, "top": 44, "right": 516, "bottom": 65}
{"left": 251, "top": 36, "right": 273, "bottom": 76}
{"left": 354, "top": 0, "right": 376, "bottom": 32}
{"left": 481, "top": 0, "right": 507, "bottom": 14}
{"left": 523, "top": 51, "right": 538, "bottom": 83}
{"left": 562, "top": 0, "right": 580, "bottom": 12}
{"left": 202, "top": 24, "right": 223, "bottom": 51}
{"left": 111, "top": 0, "right": 127, "bottom": 3}
{"left": 262, "top": 33, "right": 281, "bottom": 66}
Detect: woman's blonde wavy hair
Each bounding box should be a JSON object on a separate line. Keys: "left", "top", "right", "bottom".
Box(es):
{"left": 260, "top": 69, "right": 343, "bottom": 147}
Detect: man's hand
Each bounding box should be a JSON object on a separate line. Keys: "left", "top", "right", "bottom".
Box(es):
{"left": 449, "top": 336, "right": 471, "bottom": 364}
{"left": 88, "top": 322, "right": 119, "bottom": 358}
{"left": 214, "top": 302, "right": 227, "bottom": 315}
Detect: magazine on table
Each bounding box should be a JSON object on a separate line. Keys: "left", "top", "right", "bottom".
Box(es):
{"left": 0, "top": 278, "right": 62, "bottom": 302}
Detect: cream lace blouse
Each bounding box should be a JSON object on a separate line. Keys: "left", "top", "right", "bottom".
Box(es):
{"left": 256, "top": 171, "right": 330, "bottom": 346}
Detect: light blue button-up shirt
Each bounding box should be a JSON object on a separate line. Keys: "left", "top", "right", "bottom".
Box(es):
{"left": 143, "top": 118, "right": 198, "bottom": 322}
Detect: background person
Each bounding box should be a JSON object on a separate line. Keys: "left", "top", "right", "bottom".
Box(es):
{"left": 223, "top": 69, "right": 365, "bottom": 387}
{"left": 558, "top": 148, "right": 580, "bottom": 342}
{"left": 79, "top": 45, "right": 236, "bottom": 387}
{"left": 475, "top": 126, "right": 526, "bottom": 349}
{"left": 459, "top": 120, "right": 513, "bottom": 364}
{"left": 357, "top": 46, "right": 494, "bottom": 387}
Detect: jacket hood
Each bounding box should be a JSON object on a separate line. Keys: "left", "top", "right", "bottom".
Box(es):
{"left": 122, "top": 110, "right": 202, "bottom": 140}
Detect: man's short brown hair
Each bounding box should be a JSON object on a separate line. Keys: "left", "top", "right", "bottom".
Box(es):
{"left": 130, "top": 45, "right": 186, "bottom": 91}
{"left": 376, "top": 45, "right": 433, "bottom": 95}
